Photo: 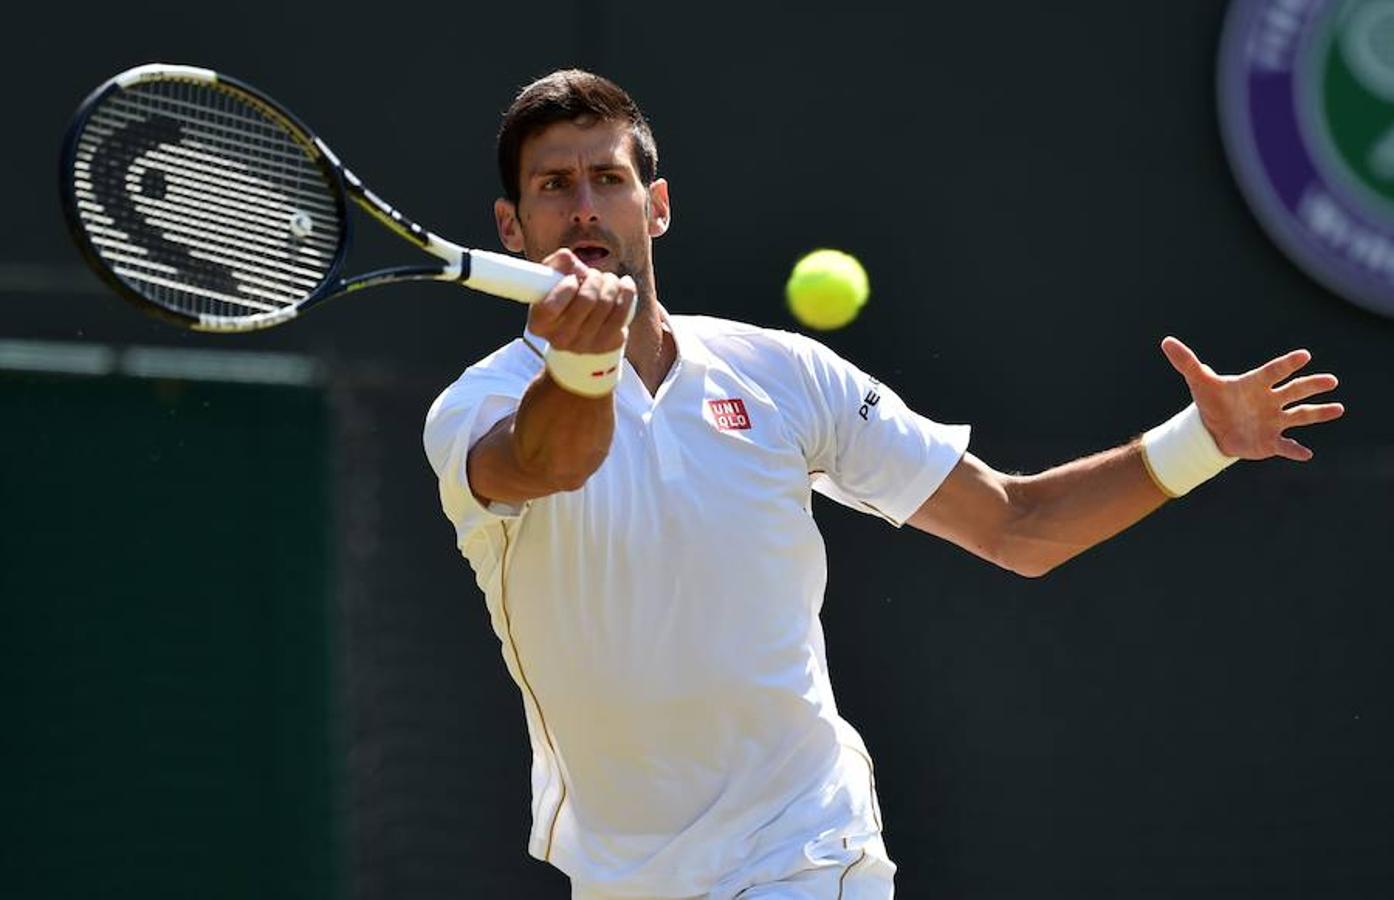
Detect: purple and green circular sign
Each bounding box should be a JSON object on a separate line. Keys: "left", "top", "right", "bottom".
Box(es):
{"left": 1220, "top": 0, "right": 1394, "bottom": 317}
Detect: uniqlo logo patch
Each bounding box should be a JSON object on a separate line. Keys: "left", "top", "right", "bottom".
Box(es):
{"left": 707, "top": 398, "right": 751, "bottom": 430}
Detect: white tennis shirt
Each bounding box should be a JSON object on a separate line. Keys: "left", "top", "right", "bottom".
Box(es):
{"left": 423, "top": 314, "right": 969, "bottom": 898}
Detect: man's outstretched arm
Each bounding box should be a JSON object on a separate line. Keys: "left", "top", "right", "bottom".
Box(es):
{"left": 908, "top": 337, "right": 1345, "bottom": 577}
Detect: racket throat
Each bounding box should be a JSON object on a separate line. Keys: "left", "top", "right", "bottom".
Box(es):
{"left": 427, "top": 238, "right": 465, "bottom": 281}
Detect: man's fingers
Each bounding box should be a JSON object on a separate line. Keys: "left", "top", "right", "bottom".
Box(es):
{"left": 593, "top": 276, "right": 637, "bottom": 336}
{"left": 1281, "top": 402, "right": 1346, "bottom": 427}
{"left": 1275, "top": 373, "right": 1339, "bottom": 407}
{"left": 1160, "top": 336, "right": 1206, "bottom": 385}
{"left": 542, "top": 248, "right": 588, "bottom": 277}
{"left": 549, "top": 271, "right": 633, "bottom": 352}
{"left": 527, "top": 260, "right": 635, "bottom": 352}
{"left": 528, "top": 273, "right": 580, "bottom": 330}
{"left": 546, "top": 269, "right": 608, "bottom": 348}
{"left": 1274, "top": 436, "right": 1314, "bottom": 462}
{"left": 574, "top": 272, "right": 626, "bottom": 348}
{"left": 590, "top": 274, "right": 637, "bottom": 347}
{"left": 1254, "top": 348, "right": 1312, "bottom": 385}
{"left": 618, "top": 275, "right": 638, "bottom": 328}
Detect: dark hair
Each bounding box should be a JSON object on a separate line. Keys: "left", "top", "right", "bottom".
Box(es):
{"left": 496, "top": 69, "right": 658, "bottom": 205}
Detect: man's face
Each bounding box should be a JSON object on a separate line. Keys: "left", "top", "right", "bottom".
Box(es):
{"left": 497, "top": 118, "right": 668, "bottom": 287}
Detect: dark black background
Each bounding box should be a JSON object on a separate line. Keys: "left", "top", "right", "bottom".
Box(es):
{"left": 5, "top": 1, "right": 1391, "bottom": 897}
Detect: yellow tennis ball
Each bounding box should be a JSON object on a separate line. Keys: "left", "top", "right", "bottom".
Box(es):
{"left": 785, "top": 249, "right": 869, "bottom": 330}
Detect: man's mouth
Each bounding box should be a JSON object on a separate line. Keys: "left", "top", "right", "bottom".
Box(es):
{"left": 571, "top": 244, "right": 612, "bottom": 266}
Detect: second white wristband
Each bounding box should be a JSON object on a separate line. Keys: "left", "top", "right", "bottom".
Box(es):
{"left": 1140, "top": 403, "right": 1238, "bottom": 498}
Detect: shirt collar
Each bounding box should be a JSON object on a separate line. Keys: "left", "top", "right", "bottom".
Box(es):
{"left": 663, "top": 311, "right": 713, "bottom": 372}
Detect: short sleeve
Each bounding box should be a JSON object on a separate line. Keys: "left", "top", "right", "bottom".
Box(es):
{"left": 794, "top": 337, "right": 970, "bottom": 527}
{"left": 423, "top": 365, "right": 533, "bottom": 547}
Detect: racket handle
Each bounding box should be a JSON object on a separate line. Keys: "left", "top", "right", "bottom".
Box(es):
{"left": 464, "top": 249, "right": 564, "bottom": 304}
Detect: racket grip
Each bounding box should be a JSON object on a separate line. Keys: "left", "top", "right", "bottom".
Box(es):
{"left": 464, "top": 249, "right": 564, "bottom": 304}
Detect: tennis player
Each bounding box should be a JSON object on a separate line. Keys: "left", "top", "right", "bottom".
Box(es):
{"left": 423, "top": 70, "right": 1344, "bottom": 899}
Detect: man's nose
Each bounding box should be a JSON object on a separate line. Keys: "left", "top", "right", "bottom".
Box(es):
{"left": 571, "top": 181, "right": 599, "bottom": 223}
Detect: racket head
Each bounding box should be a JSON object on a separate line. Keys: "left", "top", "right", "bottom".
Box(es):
{"left": 59, "top": 64, "right": 351, "bottom": 332}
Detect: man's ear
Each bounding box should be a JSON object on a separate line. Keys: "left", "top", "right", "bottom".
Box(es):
{"left": 494, "top": 197, "right": 525, "bottom": 253}
{"left": 647, "top": 179, "right": 671, "bottom": 238}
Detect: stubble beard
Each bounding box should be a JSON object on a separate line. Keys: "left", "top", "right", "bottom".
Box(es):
{"left": 612, "top": 254, "right": 656, "bottom": 323}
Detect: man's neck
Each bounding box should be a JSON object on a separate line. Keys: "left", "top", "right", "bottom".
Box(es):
{"left": 625, "top": 297, "right": 678, "bottom": 397}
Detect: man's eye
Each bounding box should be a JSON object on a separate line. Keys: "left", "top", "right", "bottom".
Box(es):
{"left": 598, "top": 173, "right": 622, "bottom": 185}
{"left": 541, "top": 177, "right": 565, "bottom": 191}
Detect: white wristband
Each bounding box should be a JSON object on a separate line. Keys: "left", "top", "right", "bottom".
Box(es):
{"left": 1141, "top": 403, "right": 1239, "bottom": 498}
{"left": 545, "top": 345, "right": 624, "bottom": 397}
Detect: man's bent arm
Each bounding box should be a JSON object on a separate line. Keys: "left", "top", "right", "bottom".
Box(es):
{"left": 468, "top": 375, "right": 616, "bottom": 505}
{"left": 466, "top": 249, "right": 636, "bottom": 507}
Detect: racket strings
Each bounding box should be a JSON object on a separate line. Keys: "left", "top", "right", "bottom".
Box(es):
{"left": 70, "top": 78, "right": 343, "bottom": 321}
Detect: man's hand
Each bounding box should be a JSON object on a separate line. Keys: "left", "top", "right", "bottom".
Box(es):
{"left": 1160, "top": 336, "right": 1345, "bottom": 462}
{"left": 527, "top": 248, "right": 636, "bottom": 354}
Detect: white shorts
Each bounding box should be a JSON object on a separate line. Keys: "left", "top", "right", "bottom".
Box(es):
{"left": 571, "top": 832, "right": 896, "bottom": 900}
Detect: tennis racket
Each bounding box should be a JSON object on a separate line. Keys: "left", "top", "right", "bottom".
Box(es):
{"left": 59, "top": 63, "right": 562, "bottom": 333}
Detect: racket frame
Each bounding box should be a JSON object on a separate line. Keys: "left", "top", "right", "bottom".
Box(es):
{"left": 59, "top": 63, "right": 556, "bottom": 333}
